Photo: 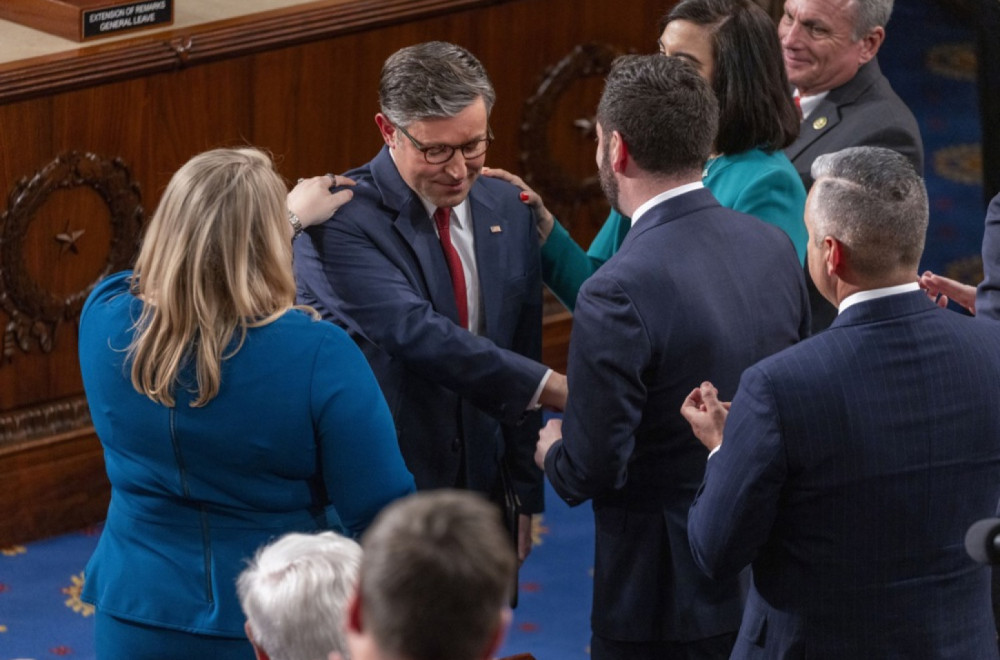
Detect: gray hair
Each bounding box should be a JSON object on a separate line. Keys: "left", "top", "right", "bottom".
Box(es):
{"left": 809, "top": 146, "right": 927, "bottom": 278}
{"left": 358, "top": 490, "right": 516, "bottom": 660}
{"left": 850, "top": 0, "right": 894, "bottom": 40}
{"left": 238, "top": 531, "right": 362, "bottom": 660}
{"left": 378, "top": 41, "right": 496, "bottom": 127}
{"left": 596, "top": 54, "right": 718, "bottom": 178}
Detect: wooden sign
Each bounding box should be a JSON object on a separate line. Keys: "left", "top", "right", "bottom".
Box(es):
{"left": 0, "top": 0, "right": 173, "bottom": 42}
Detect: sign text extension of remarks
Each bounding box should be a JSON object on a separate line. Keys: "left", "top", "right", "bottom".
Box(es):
{"left": 83, "top": 0, "right": 171, "bottom": 38}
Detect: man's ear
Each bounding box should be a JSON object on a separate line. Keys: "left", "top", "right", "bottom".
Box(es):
{"left": 611, "top": 131, "right": 630, "bottom": 173}
{"left": 857, "top": 26, "right": 885, "bottom": 65}
{"left": 478, "top": 607, "right": 513, "bottom": 660}
{"left": 245, "top": 621, "right": 269, "bottom": 660}
{"left": 346, "top": 588, "right": 364, "bottom": 633}
{"left": 375, "top": 113, "right": 396, "bottom": 148}
{"left": 825, "top": 235, "right": 845, "bottom": 277}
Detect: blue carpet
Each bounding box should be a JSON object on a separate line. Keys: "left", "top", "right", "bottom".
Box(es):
{"left": 0, "top": 525, "right": 101, "bottom": 659}
{"left": 498, "top": 481, "right": 594, "bottom": 658}
{"left": 0, "top": 1, "right": 983, "bottom": 658}
{"left": 885, "top": 0, "right": 984, "bottom": 280}
{"left": 0, "top": 486, "right": 592, "bottom": 660}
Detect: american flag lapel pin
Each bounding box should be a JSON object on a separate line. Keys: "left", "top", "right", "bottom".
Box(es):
{"left": 490, "top": 225, "right": 502, "bottom": 233}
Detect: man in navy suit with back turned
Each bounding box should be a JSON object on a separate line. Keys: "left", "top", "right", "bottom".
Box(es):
{"left": 534, "top": 55, "right": 810, "bottom": 660}
{"left": 682, "top": 147, "right": 1000, "bottom": 658}
{"left": 293, "top": 41, "right": 567, "bottom": 564}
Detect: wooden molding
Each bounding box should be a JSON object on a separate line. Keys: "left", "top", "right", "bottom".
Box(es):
{"left": 0, "top": 0, "right": 505, "bottom": 104}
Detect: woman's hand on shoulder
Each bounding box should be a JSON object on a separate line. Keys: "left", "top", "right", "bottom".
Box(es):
{"left": 288, "top": 174, "right": 356, "bottom": 229}
{"left": 481, "top": 166, "right": 555, "bottom": 243}
{"left": 919, "top": 270, "right": 977, "bottom": 315}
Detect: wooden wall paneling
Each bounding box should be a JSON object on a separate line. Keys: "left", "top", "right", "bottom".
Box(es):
{"left": 0, "top": 428, "right": 109, "bottom": 544}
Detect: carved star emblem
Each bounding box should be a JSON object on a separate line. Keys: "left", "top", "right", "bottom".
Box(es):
{"left": 55, "top": 221, "right": 85, "bottom": 254}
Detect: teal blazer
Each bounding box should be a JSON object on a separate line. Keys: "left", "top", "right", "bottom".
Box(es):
{"left": 80, "top": 272, "right": 415, "bottom": 638}
{"left": 541, "top": 148, "right": 807, "bottom": 310}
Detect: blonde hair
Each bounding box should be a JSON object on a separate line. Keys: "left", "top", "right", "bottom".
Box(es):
{"left": 128, "top": 147, "right": 305, "bottom": 407}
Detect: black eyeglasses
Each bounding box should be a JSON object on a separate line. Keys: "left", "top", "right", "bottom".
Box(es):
{"left": 394, "top": 123, "right": 494, "bottom": 164}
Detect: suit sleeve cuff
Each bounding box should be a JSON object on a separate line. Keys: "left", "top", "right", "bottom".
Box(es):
{"left": 527, "top": 368, "right": 553, "bottom": 410}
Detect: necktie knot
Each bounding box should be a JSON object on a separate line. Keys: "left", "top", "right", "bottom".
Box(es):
{"left": 434, "top": 206, "right": 452, "bottom": 231}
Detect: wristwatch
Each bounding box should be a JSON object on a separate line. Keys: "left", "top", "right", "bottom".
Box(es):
{"left": 287, "top": 209, "right": 303, "bottom": 240}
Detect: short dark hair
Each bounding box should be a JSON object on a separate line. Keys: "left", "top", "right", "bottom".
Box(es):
{"left": 358, "top": 490, "right": 516, "bottom": 660}
{"left": 661, "top": 0, "right": 799, "bottom": 153}
{"left": 809, "top": 146, "right": 928, "bottom": 278}
{"left": 378, "top": 41, "right": 496, "bottom": 127}
{"left": 596, "top": 54, "right": 718, "bottom": 177}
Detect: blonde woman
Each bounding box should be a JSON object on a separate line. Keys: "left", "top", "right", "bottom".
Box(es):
{"left": 79, "top": 147, "right": 415, "bottom": 660}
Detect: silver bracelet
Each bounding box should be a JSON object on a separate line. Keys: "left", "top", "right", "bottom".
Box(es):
{"left": 287, "top": 209, "right": 303, "bottom": 239}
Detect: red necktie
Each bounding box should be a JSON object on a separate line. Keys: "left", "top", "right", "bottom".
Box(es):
{"left": 794, "top": 95, "right": 803, "bottom": 120}
{"left": 433, "top": 206, "right": 468, "bottom": 329}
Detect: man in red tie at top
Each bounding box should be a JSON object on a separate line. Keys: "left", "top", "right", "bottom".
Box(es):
{"left": 293, "top": 41, "right": 566, "bottom": 564}
{"left": 779, "top": 0, "right": 923, "bottom": 332}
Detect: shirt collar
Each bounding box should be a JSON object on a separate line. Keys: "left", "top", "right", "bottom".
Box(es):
{"left": 838, "top": 282, "right": 921, "bottom": 313}
{"left": 418, "top": 196, "right": 470, "bottom": 229}
{"left": 794, "top": 89, "right": 830, "bottom": 121}
{"left": 631, "top": 181, "right": 705, "bottom": 227}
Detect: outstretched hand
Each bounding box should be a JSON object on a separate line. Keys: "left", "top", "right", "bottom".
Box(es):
{"left": 288, "top": 174, "right": 357, "bottom": 229}
{"left": 481, "top": 166, "right": 555, "bottom": 243}
{"left": 679, "top": 381, "right": 730, "bottom": 452}
{"left": 918, "top": 270, "right": 976, "bottom": 315}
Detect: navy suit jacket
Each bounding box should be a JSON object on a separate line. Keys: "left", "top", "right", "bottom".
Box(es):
{"left": 689, "top": 291, "right": 1000, "bottom": 658}
{"left": 293, "top": 146, "right": 546, "bottom": 512}
{"left": 978, "top": 192, "right": 1000, "bottom": 321}
{"left": 545, "top": 188, "right": 810, "bottom": 642}
{"left": 785, "top": 59, "right": 924, "bottom": 190}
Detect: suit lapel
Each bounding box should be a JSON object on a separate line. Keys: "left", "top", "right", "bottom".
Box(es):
{"left": 784, "top": 58, "right": 882, "bottom": 162}
{"left": 784, "top": 95, "right": 842, "bottom": 162}
{"left": 469, "top": 185, "right": 505, "bottom": 337}
{"left": 371, "top": 147, "right": 463, "bottom": 324}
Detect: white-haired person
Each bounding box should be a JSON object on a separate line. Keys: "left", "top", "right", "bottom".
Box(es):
{"left": 239, "top": 531, "right": 361, "bottom": 660}
{"left": 79, "top": 147, "right": 415, "bottom": 659}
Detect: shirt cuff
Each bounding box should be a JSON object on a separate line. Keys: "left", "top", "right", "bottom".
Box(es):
{"left": 528, "top": 369, "right": 553, "bottom": 410}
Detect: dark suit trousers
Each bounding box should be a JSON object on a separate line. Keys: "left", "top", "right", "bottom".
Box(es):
{"left": 591, "top": 632, "right": 737, "bottom": 660}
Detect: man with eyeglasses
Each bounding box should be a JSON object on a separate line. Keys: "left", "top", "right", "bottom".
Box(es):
{"left": 293, "top": 41, "right": 566, "bottom": 566}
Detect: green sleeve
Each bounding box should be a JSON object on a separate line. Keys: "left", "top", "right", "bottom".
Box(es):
{"left": 540, "top": 210, "right": 631, "bottom": 311}
{"left": 727, "top": 169, "right": 807, "bottom": 266}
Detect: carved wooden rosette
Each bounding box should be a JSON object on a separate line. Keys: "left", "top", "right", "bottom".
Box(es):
{"left": 520, "top": 42, "right": 626, "bottom": 315}
{"left": 1, "top": 151, "right": 142, "bottom": 360}
{"left": 520, "top": 42, "right": 624, "bottom": 216}
{"left": 0, "top": 152, "right": 142, "bottom": 444}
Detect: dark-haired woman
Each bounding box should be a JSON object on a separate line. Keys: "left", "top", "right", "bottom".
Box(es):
{"left": 487, "top": 0, "right": 806, "bottom": 311}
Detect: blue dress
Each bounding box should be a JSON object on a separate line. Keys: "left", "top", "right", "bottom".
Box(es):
{"left": 79, "top": 271, "right": 415, "bottom": 654}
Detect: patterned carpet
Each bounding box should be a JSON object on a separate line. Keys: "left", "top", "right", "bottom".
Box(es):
{"left": 0, "top": 483, "right": 592, "bottom": 660}
{"left": 0, "top": 1, "right": 985, "bottom": 658}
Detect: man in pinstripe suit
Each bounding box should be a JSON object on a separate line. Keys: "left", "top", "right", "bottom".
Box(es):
{"left": 681, "top": 146, "right": 1000, "bottom": 658}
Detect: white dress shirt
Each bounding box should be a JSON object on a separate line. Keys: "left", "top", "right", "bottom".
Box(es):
{"left": 631, "top": 181, "right": 705, "bottom": 227}
{"left": 794, "top": 89, "right": 830, "bottom": 121}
